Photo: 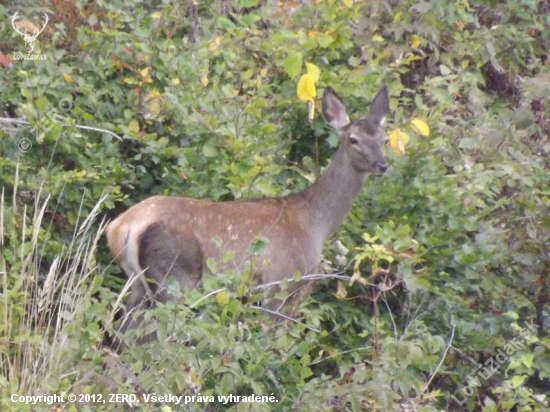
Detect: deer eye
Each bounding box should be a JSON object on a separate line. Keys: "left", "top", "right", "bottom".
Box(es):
{"left": 349, "top": 136, "right": 359, "bottom": 145}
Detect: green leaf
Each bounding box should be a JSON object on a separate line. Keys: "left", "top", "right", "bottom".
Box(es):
{"left": 317, "top": 34, "right": 334, "bottom": 48}
{"left": 284, "top": 52, "right": 303, "bottom": 79}
{"left": 510, "top": 375, "right": 527, "bottom": 388}
{"left": 216, "top": 290, "right": 230, "bottom": 306}
{"left": 202, "top": 144, "right": 218, "bottom": 157}
{"left": 128, "top": 119, "right": 139, "bottom": 134}
{"left": 240, "top": 0, "right": 259, "bottom": 7}
{"left": 217, "top": 17, "right": 236, "bottom": 30}
{"left": 88, "top": 14, "right": 98, "bottom": 27}
{"left": 21, "top": 88, "right": 32, "bottom": 100}
{"left": 440, "top": 64, "right": 451, "bottom": 75}
{"left": 249, "top": 237, "right": 269, "bottom": 254}
{"left": 300, "top": 366, "right": 313, "bottom": 379}
{"left": 227, "top": 299, "right": 242, "bottom": 315}
{"left": 520, "top": 353, "right": 534, "bottom": 369}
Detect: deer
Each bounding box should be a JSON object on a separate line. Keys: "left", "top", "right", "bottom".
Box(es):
{"left": 11, "top": 11, "right": 49, "bottom": 54}
{"left": 107, "top": 85, "right": 390, "bottom": 343}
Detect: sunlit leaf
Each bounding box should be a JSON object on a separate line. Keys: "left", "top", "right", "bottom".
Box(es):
{"left": 208, "top": 36, "right": 223, "bottom": 52}
{"left": 305, "top": 62, "right": 320, "bottom": 82}
{"left": 372, "top": 34, "right": 384, "bottom": 42}
{"left": 297, "top": 74, "right": 316, "bottom": 101}
{"left": 202, "top": 144, "right": 218, "bottom": 157}
{"left": 140, "top": 66, "right": 153, "bottom": 83}
{"left": 521, "top": 353, "right": 534, "bottom": 369}
{"left": 200, "top": 73, "right": 209, "bottom": 87}
{"left": 388, "top": 128, "right": 410, "bottom": 155}
{"left": 335, "top": 281, "right": 347, "bottom": 299}
{"left": 393, "top": 11, "right": 403, "bottom": 23}
{"left": 511, "top": 375, "right": 527, "bottom": 388}
{"left": 350, "top": 269, "right": 367, "bottom": 286}
{"left": 62, "top": 73, "right": 72, "bottom": 83}
{"left": 216, "top": 290, "right": 230, "bottom": 306}
{"left": 410, "top": 118, "right": 430, "bottom": 137}
{"left": 439, "top": 64, "right": 451, "bottom": 76}
{"left": 128, "top": 119, "right": 139, "bottom": 134}
{"left": 317, "top": 34, "right": 335, "bottom": 48}
{"left": 284, "top": 52, "right": 303, "bottom": 79}
{"left": 341, "top": 0, "right": 354, "bottom": 7}
{"left": 410, "top": 34, "right": 422, "bottom": 48}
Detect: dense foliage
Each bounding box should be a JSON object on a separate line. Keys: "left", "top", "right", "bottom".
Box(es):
{"left": 1, "top": 0, "right": 549, "bottom": 410}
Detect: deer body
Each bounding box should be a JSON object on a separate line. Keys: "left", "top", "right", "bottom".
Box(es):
{"left": 107, "top": 86, "right": 390, "bottom": 338}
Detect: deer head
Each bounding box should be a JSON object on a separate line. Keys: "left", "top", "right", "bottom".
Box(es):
{"left": 322, "top": 86, "right": 390, "bottom": 174}
{"left": 12, "top": 11, "right": 49, "bottom": 54}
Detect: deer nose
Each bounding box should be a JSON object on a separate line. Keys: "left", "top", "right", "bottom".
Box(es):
{"left": 377, "top": 162, "right": 388, "bottom": 173}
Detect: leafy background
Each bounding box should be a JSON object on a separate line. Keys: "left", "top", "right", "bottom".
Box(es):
{"left": 0, "top": 0, "right": 549, "bottom": 411}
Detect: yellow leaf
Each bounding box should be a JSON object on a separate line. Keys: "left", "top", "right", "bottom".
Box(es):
{"left": 128, "top": 119, "right": 139, "bottom": 134}
{"left": 410, "top": 34, "right": 422, "bottom": 49}
{"left": 410, "top": 118, "right": 430, "bottom": 137}
{"left": 372, "top": 34, "right": 385, "bottom": 42}
{"left": 341, "top": 0, "right": 354, "bottom": 7}
{"left": 200, "top": 73, "right": 209, "bottom": 87}
{"left": 140, "top": 67, "right": 153, "bottom": 83}
{"left": 350, "top": 270, "right": 367, "bottom": 286}
{"left": 152, "top": 11, "right": 162, "bottom": 19}
{"left": 335, "top": 281, "right": 347, "bottom": 299}
{"left": 62, "top": 73, "right": 72, "bottom": 83}
{"left": 388, "top": 128, "right": 410, "bottom": 155}
{"left": 216, "top": 290, "right": 230, "bottom": 306}
{"left": 305, "top": 62, "right": 320, "bottom": 82}
{"left": 209, "top": 36, "right": 223, "bottom": 52}
{"left": 297, "top": 74, "right": 316, "bottom": 101}
{"left": 142, "top": 92, "right": 163, "bottom": 120}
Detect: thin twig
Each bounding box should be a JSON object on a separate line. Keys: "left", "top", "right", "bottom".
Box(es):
{"left": 308, "top": 346, "right": 372, "bottom": 366}
{"left": 189, "top": 288, "right": 227, "bottom": 309}
{"left": 250, "top": 305, "right": 320, "bottom": 333}
{"left": 382, "top": 293, "right": 399, "bottom": 343}
{"left": 420, "top": 313, "right": 456, "bottom": 395}
{"left": 253, "top": 272, "right": 351, "bottom": 290}
{"left": 70, "top": 124, "right": 123, "bottom": 141}
{"left": 0, "top": 117, "right": 123, "bottom": 140}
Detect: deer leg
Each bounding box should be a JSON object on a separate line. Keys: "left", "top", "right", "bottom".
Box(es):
{"left": 117, "top": 222, "right": 203, "bottom": 346}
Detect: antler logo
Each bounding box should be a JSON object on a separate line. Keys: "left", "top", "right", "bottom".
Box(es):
{"left": 11, "top": 11, "right": 49, "bottom": 54}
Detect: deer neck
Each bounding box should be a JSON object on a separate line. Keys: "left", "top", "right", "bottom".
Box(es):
{"left": 301, "top": 145, "right": 368, "bottom": 243}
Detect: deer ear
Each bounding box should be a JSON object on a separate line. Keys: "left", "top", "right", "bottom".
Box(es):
{"left": 369, "top": 85, "right": 390, "bottom": 126}
{"left": 322, "top": 87, "right": 351, "bottom": 130}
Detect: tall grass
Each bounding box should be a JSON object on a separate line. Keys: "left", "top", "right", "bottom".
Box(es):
{"left": 0, "top": 164, "right": 115, "bottom": 410}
